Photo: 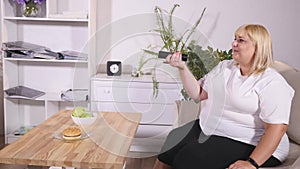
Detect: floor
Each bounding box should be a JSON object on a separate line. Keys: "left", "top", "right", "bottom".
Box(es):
{"left": 125, "top": 155, "right": 157, "bottom": 169}
{"left": 0, "top": 135, "right": 157, "bottom": 169}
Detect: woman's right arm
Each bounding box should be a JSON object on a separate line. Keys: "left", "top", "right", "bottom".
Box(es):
{"left": 166, "top": 52, "right": 208, "bottom": 101}
{"left": 179, "top": 64, "right": 208, "bottom": 101}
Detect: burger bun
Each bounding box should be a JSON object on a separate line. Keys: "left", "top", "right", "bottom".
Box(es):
{"left": 62, "top": 127, "right": 81, "bottom": 141}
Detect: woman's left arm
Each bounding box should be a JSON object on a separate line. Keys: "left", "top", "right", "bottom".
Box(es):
{"left": 250, "top": 123, "right": 287, "bottom": 165}
{"left": 229, "top": 123, "right": 287, "bottom": 169}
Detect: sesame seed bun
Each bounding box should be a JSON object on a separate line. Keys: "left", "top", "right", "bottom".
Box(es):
{"left": 62, "top": 127, "right": 81, "bottom": 141}
{"left": 62, "top": 134, "right": 81, "bottom": 141}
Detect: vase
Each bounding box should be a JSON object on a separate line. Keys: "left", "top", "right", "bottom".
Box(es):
{"left": 22, "top": 2, "right": 40, "bottom": 17}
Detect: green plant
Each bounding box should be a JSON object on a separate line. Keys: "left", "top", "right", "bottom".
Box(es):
{"left": 187, "top": 41, "right": 232, "bottom": 80}
{"left": 138, "top": 4, "right": 232, "bottom": 100}
{"left": 136, "top": 48, "right": 160, "bottom": 97}
{"left": 138, "top": 4, "right": 206, "bottom": 98}
{"left": 181, "top": 41, "right": 232, "bottom": 100}
{"left": 154, "top": 4, "right": 206, "bottom": 54}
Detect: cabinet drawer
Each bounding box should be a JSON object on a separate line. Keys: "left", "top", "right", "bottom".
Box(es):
{"left": 91, "top": 101, "right": 177, "bottom": 125}
{"left": 91, "top": 81, "right": 182, "bottom": 104}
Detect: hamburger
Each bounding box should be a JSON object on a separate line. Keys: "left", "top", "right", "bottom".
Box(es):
{"left": 62, "top": 127, "right": 81, "bottom": 141}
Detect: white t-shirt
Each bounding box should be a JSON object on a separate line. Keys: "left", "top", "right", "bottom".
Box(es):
{"left": 199, "top": 59, "right": 294, "bottom": 162}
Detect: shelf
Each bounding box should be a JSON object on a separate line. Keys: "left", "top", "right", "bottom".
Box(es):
{"left": 39, "top": 91, "right": 88, "bottom": 102}
{"left": 7, "top": 125, "right": 36, "bottom": 143}
{"left": 3, "top": 16, "right": 88, "bottom": 22}
{"left": 5, "top": 91, "right": 89, "bottom": 102}
{"left": 6, "top": 133, "right": 21, "bottom": 144}
{"left": 4, "top": 92, "right": 60, "bottom": 101}
{"left": 3, "top": 57, "right": 88, "bottom": 64}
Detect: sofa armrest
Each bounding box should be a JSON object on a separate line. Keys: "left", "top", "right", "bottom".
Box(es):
{"left": 290, "top": 156, "right": 300, "bottom": 169}
{"left": 175, "top": 100, "right": 201, "bottom": 127}
{"left": 273, "top": 61, "right": 295, "bottom": 72}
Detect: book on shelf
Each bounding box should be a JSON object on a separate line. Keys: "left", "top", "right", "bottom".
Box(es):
{"left": 49, "top": 11, "right": 88, "bottom": 19}
{"left": 4, "top": 85, "right": 45, "bottom": 99}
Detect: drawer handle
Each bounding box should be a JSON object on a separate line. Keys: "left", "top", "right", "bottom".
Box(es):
{"left": 104, "top": 89, "right": 111, "bottom": 94}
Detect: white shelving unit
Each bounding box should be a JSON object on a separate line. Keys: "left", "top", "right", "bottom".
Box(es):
{"left": 0, "top": 0, "right": 97, "bottom": 143}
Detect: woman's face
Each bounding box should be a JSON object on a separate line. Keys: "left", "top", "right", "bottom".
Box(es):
{"left": 232, "top": 30, "right": 255, "bottom": 67}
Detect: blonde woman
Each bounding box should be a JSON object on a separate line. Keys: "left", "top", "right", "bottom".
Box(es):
{"left": 153, "top": 24, "right": 295, "bottom": 169}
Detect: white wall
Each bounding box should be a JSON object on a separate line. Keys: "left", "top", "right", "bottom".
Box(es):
{"left": 98, "top": 0, "right": 300, "bottom": 70}
{"left": 0, "top": 0, "right": 4, "bottom": 136}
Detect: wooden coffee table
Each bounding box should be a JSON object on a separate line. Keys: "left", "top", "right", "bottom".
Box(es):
{"left": 0, "top": 110, "right": 142, "bottom": 169}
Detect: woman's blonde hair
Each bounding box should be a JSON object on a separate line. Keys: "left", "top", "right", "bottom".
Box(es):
{"left": 235, "top": 24, "right": 274, "bottom": 75}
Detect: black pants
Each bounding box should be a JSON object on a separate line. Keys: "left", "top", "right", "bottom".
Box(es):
{"left": 158, "top": 120, "right": 281, "bottom": 169}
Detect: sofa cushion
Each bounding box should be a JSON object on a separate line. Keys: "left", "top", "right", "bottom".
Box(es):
{"left": 279, "top": 69, "right": 300, "bottom": 144}
{"left": 262, "top": 141, "right": 300, "bottom": 168}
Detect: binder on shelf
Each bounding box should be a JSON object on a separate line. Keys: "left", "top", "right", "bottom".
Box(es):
{"left": 61, "top": 89, "right": 88, "bottom": 101}
{"left": 4, "top": 85, "right": 45, "bottom": 99}
{"left": 2, "top": 41, "right": 47, "bottom": 51}
{"left": 58, "top": 50, "right": 88, "bottom": 60}
{"left": 2, "top": 41, "right": 88, "bottom": 60}
{"left": 2, "top": 41, "right": 58, "bottom": 59}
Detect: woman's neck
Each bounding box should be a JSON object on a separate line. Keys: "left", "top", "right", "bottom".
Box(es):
{"left": 240, "top": 65, "right": 251, "bottom": 76}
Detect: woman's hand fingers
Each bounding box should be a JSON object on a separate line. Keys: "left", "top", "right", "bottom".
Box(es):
{"left": 228, "top": 160, "right": 256, "bottom": 169}
{"left": 166, "top": 51, "right": 183, "bottom": 65}
{"left": 165, "top": 53, "right": 173, "bottom": 63}
{"left": 165, "top": 51, "right": 185, "bottom": 70}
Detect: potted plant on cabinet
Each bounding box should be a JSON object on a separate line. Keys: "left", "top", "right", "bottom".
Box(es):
{"left": 137, "top": 4, "right": 232, "bottom": 101}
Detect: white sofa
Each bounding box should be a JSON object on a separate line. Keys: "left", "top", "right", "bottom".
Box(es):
{"left": 176, "top": 61, "right": 300, "bottom": 169}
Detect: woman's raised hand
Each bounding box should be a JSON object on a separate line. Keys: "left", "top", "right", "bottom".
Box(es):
{"left": 165, "top": 51, "right": 186, "bottom": 70}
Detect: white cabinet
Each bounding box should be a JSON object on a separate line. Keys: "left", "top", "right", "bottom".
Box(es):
{"left": 0, "top": 0, "right": 97, "bottom": 143}
{"left": 91, "top": 74, "right": 182, "bottom": 152}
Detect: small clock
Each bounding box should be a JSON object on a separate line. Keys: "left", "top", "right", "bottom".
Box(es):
{"left": 107, "top": 61, "right": 122, "bottom": 76}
